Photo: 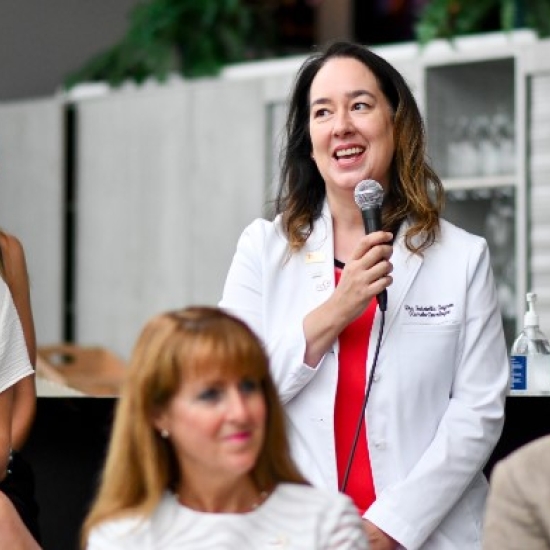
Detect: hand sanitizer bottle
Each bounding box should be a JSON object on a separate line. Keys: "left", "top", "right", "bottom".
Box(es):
{"left": 510, "top": 292, "right": 550, "bottom": 395}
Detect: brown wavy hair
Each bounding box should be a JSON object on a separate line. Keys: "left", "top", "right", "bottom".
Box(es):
{"left": 276, "top": 41, "right": 444, "bottom": 254}
{"left": 81, "top": 306, "right": 306, "bottom": 547}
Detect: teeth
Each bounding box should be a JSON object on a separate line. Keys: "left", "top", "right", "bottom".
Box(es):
{"left": 335, "top": 147, "right": 363, "bottom": 158}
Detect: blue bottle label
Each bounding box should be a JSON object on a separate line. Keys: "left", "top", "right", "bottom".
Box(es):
{"left": 510, "top": 355, "right": 527, "bottom": 390}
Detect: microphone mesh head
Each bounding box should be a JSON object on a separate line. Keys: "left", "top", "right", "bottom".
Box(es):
{"left": 354, "top": 179, "right": 384, "bottom": 210}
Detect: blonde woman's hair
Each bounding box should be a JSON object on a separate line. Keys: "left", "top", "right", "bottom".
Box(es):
{"left": 81, "top": 306, "right": 305, "bottom": 546}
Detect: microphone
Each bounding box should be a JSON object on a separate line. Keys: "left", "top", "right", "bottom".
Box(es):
{"left": 354, "top": 179, "right": 387, "bottom": 312}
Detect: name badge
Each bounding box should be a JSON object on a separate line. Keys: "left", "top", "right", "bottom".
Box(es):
{"left": 305, "top": 251, "right": 325, "bottom": 264}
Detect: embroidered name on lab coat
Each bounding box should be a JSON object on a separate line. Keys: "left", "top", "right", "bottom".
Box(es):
{"left": 404, "top": 303, "right": 454, "bottom": 318}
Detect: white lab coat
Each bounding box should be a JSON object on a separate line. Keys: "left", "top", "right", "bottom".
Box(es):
{"left": 220, "top": 202, "right": 509, "bottom": 550}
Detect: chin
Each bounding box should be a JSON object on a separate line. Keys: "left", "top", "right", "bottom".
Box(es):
{"left": 227, "top": 453, "right": 260, "bottom": 476}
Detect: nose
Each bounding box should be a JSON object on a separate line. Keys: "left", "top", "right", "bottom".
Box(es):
{"left": 333, "top": 109, "right": 354, "bottom": 137}
{"left": 226, "top": 387, "right": 251, "bottom": 422}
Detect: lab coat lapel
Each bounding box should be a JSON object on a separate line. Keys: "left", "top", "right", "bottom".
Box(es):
{"left": 298, "top": 207, "right": 424, "bottom": 350}
{"left": 380, "top": 224, "right": 423, "bottom": 341}
{"left": 301, "top": 204, "right": 335, "bottom": 314}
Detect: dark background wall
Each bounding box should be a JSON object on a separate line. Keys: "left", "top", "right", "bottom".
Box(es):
{"left": 0, "top": 0, "right": 140, "bottom": 101}
{"left": 0, "top": 0, "right": 428, "bottom": 102}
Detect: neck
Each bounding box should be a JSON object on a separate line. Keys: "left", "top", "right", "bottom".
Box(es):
{"left": 328, "top": 194, "right": 365, "bottom": 263}
{"left": 177, "top": 475, "right": 262, "bottom": 514}
{"left": 326, "top": 189, "right": 362, "bottom": 224}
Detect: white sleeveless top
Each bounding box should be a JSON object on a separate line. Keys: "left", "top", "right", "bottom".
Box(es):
{"left": 0, "top": 279, "right": 33, "bottom": 393}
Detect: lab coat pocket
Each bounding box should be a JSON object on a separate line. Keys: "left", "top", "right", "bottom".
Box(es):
{"left": 398, "top": 323, "right": 461, "bottom": 397}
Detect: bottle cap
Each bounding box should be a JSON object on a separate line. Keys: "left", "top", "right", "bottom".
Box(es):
{"left": 524, "top": 292, "right": 539, "bottom": 328}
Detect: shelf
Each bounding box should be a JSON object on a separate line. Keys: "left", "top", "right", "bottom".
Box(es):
{"left": 508, "top": 393, "right": 550, "bottom": 397}
{"left": 442, "top": 175, "right": 515, "bottom": 191}
{"left": 425, "top": 58, "right": 515, "bottom": 180}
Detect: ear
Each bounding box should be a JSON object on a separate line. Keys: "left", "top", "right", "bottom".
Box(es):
{"left": 151, "top": 408, "right": 168, "bottom": 434}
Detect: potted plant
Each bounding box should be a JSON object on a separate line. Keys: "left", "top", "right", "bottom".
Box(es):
{"left": 64, "top": 0, "right": 277, "bottom": 89}
{"left": 414, "top": 0, "right": 550, "bottom": 45}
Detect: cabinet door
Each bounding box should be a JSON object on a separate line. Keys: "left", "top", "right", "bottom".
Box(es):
{"left": 425, "top": 58, "right": 516, "bottom": 182}
{"left": 521, "top": 40, "right": 550, "bottom": 334}
{"left": 423, "top": 54, "right": 523, "bottom": 348}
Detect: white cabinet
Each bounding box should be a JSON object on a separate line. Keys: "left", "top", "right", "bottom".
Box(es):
{"left": 423, "top": 53, "right": 522, "bottom": 347}
{"left": 412, "top": 32, "right": 544, "bottom": 347}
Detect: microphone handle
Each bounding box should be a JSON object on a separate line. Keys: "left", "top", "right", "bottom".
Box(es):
{"left": 360, "top": 207, "right": 388, "bottom": 312}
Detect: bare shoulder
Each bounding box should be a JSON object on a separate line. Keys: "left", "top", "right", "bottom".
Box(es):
{"left": 0, "top": 232, "right": 29, "bottom": 280}
{"left": 0, "top": 231, "right": 26, "bottom": 261}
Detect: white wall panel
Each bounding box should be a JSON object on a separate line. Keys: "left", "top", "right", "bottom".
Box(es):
{"left": 76, "top": 86, "right": 191, "bottom": 359}
{"left": 0, "top": 98, "right": 64, "bottom": 345}
{"left": 75, "top": 78, "right": 265, "bottom": 359}
{"left": 186, "top": 78, "right": 265, "bottom": 305}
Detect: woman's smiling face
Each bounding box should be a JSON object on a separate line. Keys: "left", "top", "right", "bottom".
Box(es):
{"left": 154, "top": 372, "right": 266, "bottom": 485}
{"left": 308, "top": 56, "right": 395, "bottom": 199}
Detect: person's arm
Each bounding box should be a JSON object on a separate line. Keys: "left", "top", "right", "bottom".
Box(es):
{"left": 0, "top": 278, "right": 33, "bottom": 471}
{"left": 0, "top": 386, "right": 13, "bottom": 479}
{"left": 0, "top": 491, "right": 40, "bottom": 549}
{"left": 1, "top": 233, "right": 37, "bottom": 450}
{"left": 1, "top": 234, "right": 36, "bottom": 364}
{"left": 220, "top": 219, "right": 392, "bottom": 402}
{"left": 362, "top": 521, "right": 397, "bottom": 550}
{"left": 482, "top": 440, "right": 550, "bottom": 550}
{"left": 482, "top": 460, "right": 537, "bottom": 550}
{"left": 366, "top": 239, "right": 509, "bottom": 550}
{"left": 303, "top": 231, "right": 393, "bottom": 367}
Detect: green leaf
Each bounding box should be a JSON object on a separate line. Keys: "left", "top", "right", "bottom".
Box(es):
{"left": 63, "top": 0, "right": 275, "bottom": 88}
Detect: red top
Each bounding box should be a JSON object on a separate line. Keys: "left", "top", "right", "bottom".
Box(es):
{"left": 334, "top": 268, "right": 377, "bottom": 515}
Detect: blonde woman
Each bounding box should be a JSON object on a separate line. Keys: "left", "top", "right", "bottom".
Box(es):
{"left": 82, "top": 307, "right": 368, "bottom": 549}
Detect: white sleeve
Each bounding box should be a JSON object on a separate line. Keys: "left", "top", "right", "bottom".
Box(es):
{"left": 366, "top": 239, "right": 508, "bottom": 549}
{"left": 219, "top": 220, "right": 266, "bottom": 340}
{"left": 219, "top": 220, "right": 320, "bottom": 403}
{"left": 0, "top": 280, "right": 33, "bottom": 394}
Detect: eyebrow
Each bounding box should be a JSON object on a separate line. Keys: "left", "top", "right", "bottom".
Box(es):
{"left": 310, "top": 89, "right": 376, "bottom": 108}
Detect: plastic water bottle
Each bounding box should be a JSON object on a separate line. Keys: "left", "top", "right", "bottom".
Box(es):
{"left": 510, "top": 292, "right": 550, "bottom": 395}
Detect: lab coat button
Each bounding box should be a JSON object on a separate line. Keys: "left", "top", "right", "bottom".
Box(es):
{"left": 373, "top": 373, "right": 380, "bottom": 382}
{"left": 375, "top": 440, "right": 386, "bottom": 450}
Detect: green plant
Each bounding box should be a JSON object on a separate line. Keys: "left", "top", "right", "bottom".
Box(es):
{"left": 64, "top": 0, "right": 276, "bottom": 89}
{"left": 415, "top": 0, "right": 550, "bottom": 45}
